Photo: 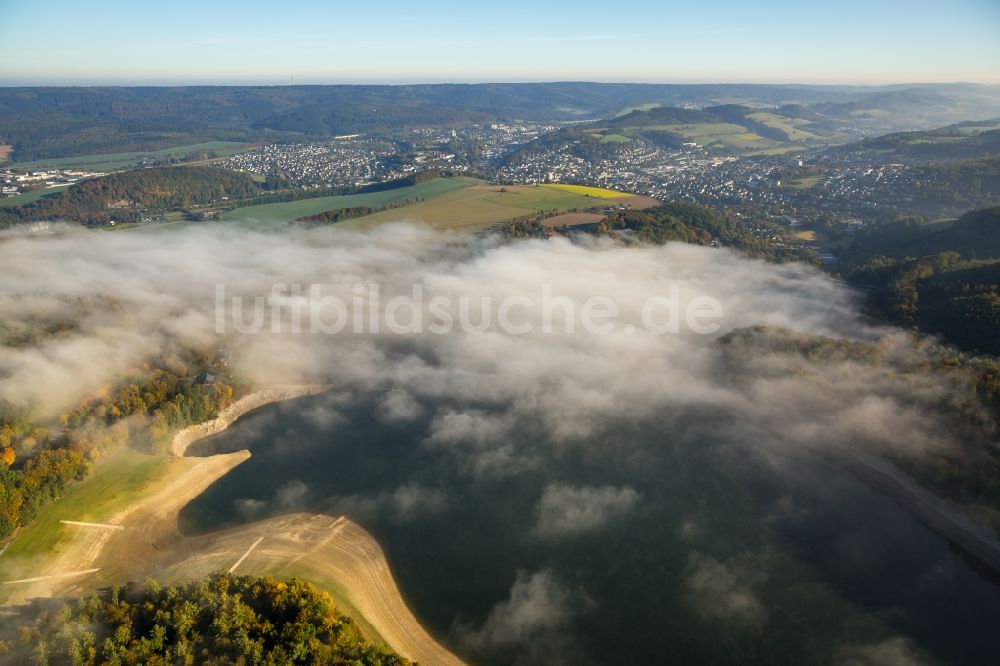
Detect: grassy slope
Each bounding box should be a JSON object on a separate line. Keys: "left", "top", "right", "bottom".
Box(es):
{"left": 0, "top": 448, "right": 170, "bottom": 600}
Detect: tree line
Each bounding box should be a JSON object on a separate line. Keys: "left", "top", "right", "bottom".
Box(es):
{"left": 5, "top": 573, "right": 408, "bottom": 665}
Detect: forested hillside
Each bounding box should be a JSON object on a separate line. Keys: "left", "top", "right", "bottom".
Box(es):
{"left": 598, "top": 201, "right": 819, "bottom": 264}
{"left": 840, "top": 206, "right": 1000, "bottom": 355}
{"left": 840, "top": 120, "right": 1000, "bottom": 160}
{"left": 0, "top": 167, "right": 261, "bottom": 227}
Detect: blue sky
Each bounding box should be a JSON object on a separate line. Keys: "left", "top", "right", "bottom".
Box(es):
{"left": 0, "top": 0, "right": 998, "bottom": 85}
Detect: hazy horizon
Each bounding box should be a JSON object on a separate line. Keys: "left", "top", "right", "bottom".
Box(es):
{"left": 1, "top": 79, "right": 998, "bottom": 88}
{"left": 2, "top": 0, "right": 998, "bottom": 86}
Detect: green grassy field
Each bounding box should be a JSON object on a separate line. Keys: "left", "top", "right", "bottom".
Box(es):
{"left": 640, "top": 122, "right": 748, "bottom": 138}
{"left": 340, "top": 183, "right": 622, "bottom": 231}
{"left": 600, "top": 133, "right": 632, "bottom": 144}
{"left": 13, "top": 141, "right": 249, "bottom": 171}
{"left": 0, "top": 448, "right": 169, "bottom": 601}
{"left": 139, "top": 177, "right": 475, "bottom": 233}
{"left": 0, "top": 185, "right": 71, "bottom": 207}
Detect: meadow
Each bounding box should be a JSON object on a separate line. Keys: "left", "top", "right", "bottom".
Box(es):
{"left": 623, "top": 121, "right": 779, "bottom": 151}
{"left": 0, "top": 185, "right": 70, "bottom": 207}
{"left": 599, "top": 133, "right": 632, "bottom": 144}
{"left": 748, "top": 112, "right": 822, "bottom": 142}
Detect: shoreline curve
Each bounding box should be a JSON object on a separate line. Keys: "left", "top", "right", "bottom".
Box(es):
{"left": 171, "top": 385, "right": 331, "bottom": 456}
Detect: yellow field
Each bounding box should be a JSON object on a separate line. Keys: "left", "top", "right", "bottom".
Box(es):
{"left": 339, "top": 183, "right": 636, "bottom": 231}
{"left": 540, "top": 183, "right": 630, "bottom": 198}
{"left": 793, "top": 230, "right": 817, "bottom": 241}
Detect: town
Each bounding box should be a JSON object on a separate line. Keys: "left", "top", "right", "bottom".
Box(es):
{"left": 1, "top": 120, "right": 987, "bottom": 235}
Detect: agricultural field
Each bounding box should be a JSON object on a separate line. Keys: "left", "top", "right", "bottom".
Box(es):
{"left": 341, "top": 183, "right": 648, "bottom": 231}
{"left": 748, "top": 112, "right": 822, "bottom": 142}
{"left": 630, "top": 122, "right": 782, "bottom": 151}
{"left": 541, "top": 183, "right": 631, "bottom": 198}
{"left": 141, "top": 177, "right": 474, "bottom": 232}
{"left": 12, "top": 141, "right": 249, "bottom": 171}
{"left": 147, "top": 179, "right": 647, "bottom": 234}
{"left": 0, "top": 145, "right": 11, "bottom": 163}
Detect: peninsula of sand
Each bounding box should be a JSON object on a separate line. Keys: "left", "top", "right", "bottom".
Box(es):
{"left": 2, "top": 385, "right": 465, "bottom": 666}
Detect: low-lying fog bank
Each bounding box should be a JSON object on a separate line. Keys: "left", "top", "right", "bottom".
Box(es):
{"left": 4, "top": 223, "right": 1000, "bottom": 664}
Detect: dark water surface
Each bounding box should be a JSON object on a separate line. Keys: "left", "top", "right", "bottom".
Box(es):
{"left": 180, "top": 393, "right": 1000, "bottom": 665}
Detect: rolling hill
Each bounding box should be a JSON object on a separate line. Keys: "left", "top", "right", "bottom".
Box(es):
{"left": 2, "top": 83, "right": 999, "bottom": 161}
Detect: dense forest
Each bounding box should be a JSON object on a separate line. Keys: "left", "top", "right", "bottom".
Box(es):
{"left": 4, "top": 573, "right": 407, "bottom": 665}
{"left": 0, "top": 348, "right": 243, "bottom": 541}
{"left": 837, "top": 206, "right": 1000, "bottom": 355}
{"left": 893, "top": 157, "right": 1000, "bottom": 214}
{"left": 598, "top": 201, "right": 819, "bottom": 264}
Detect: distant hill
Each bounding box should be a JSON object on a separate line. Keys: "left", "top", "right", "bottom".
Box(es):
{"left": 833, "top": 119, "right": 1000, "bottom": 160}
{"left": 509, "top": 101, "right": 866, "bottom": 159}
{"left": 932, "top": 205, "right": 1000, "bottom": 255}
{"left": 843, "top": 205, "right": 1000, "bottom": 262}
{"left": 2, "top": 83, "right": 999, "bottom": 161}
